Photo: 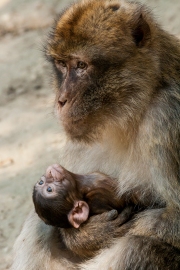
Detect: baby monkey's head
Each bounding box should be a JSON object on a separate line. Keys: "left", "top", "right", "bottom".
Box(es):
{"left": 33, "top": 165, "right": 89, "bottom": 228}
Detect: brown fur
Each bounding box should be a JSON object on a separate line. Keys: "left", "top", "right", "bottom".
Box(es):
{"left": 33, "top": 164, "right": 137, "bottom": 257}
{"left": 12, "top": 0, "right": 180, "bottom": 269}
{"left": 33, "top": 166, "right": 124, "bottom": 223}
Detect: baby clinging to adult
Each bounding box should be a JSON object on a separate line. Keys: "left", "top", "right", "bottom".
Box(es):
{"left": 33, "top": 164, "right": 133, "bottom": 228}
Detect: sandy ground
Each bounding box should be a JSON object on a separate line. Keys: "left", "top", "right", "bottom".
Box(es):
{"left": 0, "top": 0, "right": 179, "bottom": 269}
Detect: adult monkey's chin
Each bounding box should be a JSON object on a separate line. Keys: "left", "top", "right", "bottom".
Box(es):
{"left": 55, "top": 101, "right": 105, "bottom": 142}
{"left": 60, "top": 112, "right": 105, "bottom": 143}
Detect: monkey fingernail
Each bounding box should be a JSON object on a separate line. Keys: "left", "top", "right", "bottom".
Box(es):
{"left": 108, "top": 209, "right": 118, "bottom": 220}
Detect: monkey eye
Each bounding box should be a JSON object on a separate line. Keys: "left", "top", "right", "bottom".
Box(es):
{"left": 77, "top": 61, "right": 87, "bottom": 69}
{"left": 55, "top": 60, "right": 66, "bottom": 68}
{"left": 39, "top": 180, "right": 44, "bottom": 185}
{"left": 47, "top": 186, "right": 53, "bottom": 193}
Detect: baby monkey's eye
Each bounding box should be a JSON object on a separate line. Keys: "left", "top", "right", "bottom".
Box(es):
{"left": 39, "top": 180, "right": 44, "bottom": 185}
{"left": 47, "top": 187, "right": 53, "bottom": 193}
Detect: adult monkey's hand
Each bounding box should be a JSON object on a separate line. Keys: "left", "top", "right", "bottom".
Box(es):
{"left": 61, "top": 207, "right": 133, "bottom": 258}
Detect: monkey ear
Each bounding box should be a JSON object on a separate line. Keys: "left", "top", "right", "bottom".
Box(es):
{"left": 131, "top": 13, "right": 151, "bottom": 47}
{"left": 67, "top": 201, "right": 89, "bottom": 228}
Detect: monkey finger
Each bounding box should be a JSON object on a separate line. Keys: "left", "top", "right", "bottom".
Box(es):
{"left": 106, "top": 209, "right": 119, "bottom": 221}
{"left": 89, "top": 209, "right": 118, "bottom": 224}
{"left": 45, "top": 165, "right": 53, "bottom": 178}
{"left": 52, "top": 164, "right": 65, "bottom": 175}
{"left": 113, "top": 206, "right": 134, "bottom": 226}
{"left": 51, "top": 164, "right": 67, "bottom": 180}
{"left": 45, "top": 165, "right": 63, "bottom": 180}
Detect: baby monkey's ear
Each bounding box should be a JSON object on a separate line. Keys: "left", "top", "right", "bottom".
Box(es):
{"left": 67, "top": 201, "right": 89, "bottom": 228}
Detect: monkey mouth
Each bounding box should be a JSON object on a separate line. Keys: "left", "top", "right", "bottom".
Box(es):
{"left": 56, "top": 105, "right": 87, "bottom": 127}
{"left": 61, "top": 115, "right": 103, "bottom": 142}
{"left": 55, "top": 100, "right": 105, "bottom": 142}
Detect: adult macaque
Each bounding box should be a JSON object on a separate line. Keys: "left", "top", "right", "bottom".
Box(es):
{"left": 12, "top": 0, "right": 180, "bottom": 269}
{"left": 33, "top": 164, "right": 133, "bottom": 228}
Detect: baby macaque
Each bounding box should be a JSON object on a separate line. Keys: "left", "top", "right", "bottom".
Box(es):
{"left": 33, "top": 164, "right": 131, "bottom": 229}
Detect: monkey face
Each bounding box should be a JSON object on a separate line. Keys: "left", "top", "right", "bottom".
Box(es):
{"left": 34, "top": 175, "right": 67, "bottom": 198}
{"left": 33, "top": 176, "right": 75, "bottom": 228}
{"left": 46, "top": 0, "right": 155, "bottom": 142}
{"left": 53, "top": 58, "right": 102, "bottom": 139}
{"left": 50, "top": 53, "right": 111, "bottom": 142}
{"left": 32, "top": 165, "right": 82, "bottom": 228}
